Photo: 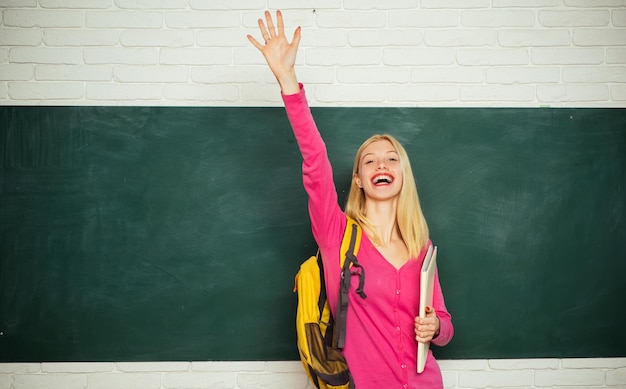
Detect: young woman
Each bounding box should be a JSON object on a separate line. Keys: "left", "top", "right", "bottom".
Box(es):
{"left": 248, "top": 10, "right": 454, "bottom": 389}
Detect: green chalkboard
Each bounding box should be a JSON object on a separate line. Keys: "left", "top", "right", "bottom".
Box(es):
{"left": 1, "top": 106, "right": 625, "bottom": 362}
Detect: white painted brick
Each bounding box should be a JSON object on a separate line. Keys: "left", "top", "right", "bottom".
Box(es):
{"left": 237, "top": 372, "right": 308, "bottom": 389}
{"left": 268, "top": 0, "right": 341, "bottom": 10}
{"left": 562, "top": 357, "right": 626, "bottom": 369}
{"left": 89, "top": 372, "right": 161, "bottom": 389}
{"left": 489, "top": 358, "right": 560, "bottom": 370}
{"left": 191, "top": 361, "right": 265, "bottom": 372}
{"left": 190, "top": 0, "right": 266, "bottom": 10}
{"left": 116, "top": 0, "right": 188, "bottom": 9}
{"left": 240, "top": 83, "right": 287, "bottom": 105}
{"left": 163, "top": 372, "right": 236, "bottom": 389}
{"left": 337, "top": 66, "right": 410, "bottom": 83}
{"left": 39, "top": 0, "right": 111, "bottom": 8}
{"left": 383, "top": 48, "right": 455, "bottom": 66}
{"left": 0, "top": 0, "right": 37, "bottom": 7}
{"left": 165, "top": 11, "right": 240, "bottom": 28}
{"left": 424, "top": 29, "right": 496, "bottom": 47}
{"left": 160, "top": 48, "right": 232, "bottom": 65}
{"left": 36, "top": 64, "right": 112, "bottom": 81}
{"left": 0, "top": 64, "right": 34, "bottom": 81}
{"left": 0, "top": 28, "right": 42, "bottom": 46}
{"left": 164, "top": 83, "right": 240, "bottom": 103}
{"left": 499, "top": 29, "right": 571, "bottom": 47}
{"left": 191, "top": 66, "right": 263, "bottom": 83}
{"left": 84, "top": 48, "right": 158, "bottom": 65}
{"left": 197, "top": 29, "right": 251, "bottom": 47}
{"left": 41, "top": 362, "right": 115, "bottom": 373}
{"left": 3, "top": 10, "right": 83, "bottom": 28}
{"left": 116, "top": 362, "right": 189, "bottom": 372}
{"left": 315, "top": 11, "right": 386, "bottom": 28}
{"left": 388, "top": 11, "right": 459, "bottom": 28}
{"left": 0, "top": 364, "right": 40, "bottom": 374}
{"left": 343, "top": 0, "right": 419, "bottom": 10}
{"left": 13, "top": 374, "right": 88, "bottom": 389}
{"left": 612, "top": 84, "right": 626, "bottom": 100}
{"left": 607, "top": 46, "right": 626, "bottom": 62}
{"left": 531, "top": 47, "right": 605, "bottom": 65}
{"left": 314, "top": 84, "right": 387, "bottom": 103}
{"left": 0, "top": 49, "right": 8, "bottom": 63}
{"left": 565, "top": 0, "right": 626, "bottom": 7}
{"left": 421, "top": 0, "right": 490, "bottom": 9}
{"left": 457, "top": 48, "right": 529, "bottom": 65}
{"left": 441, "top": 370, "right": 457, "bottom": 388}
{"left": 563, "top": 66, "right": 626, "bottom": 82}
{"left": 410, "top": 67, "right": 485, "bottom": 83}
{"left": 486, "top": 66, "right": 560, "bottom": 84}
{"left": 388, "top": 84, "right": 459, "bottom": 103}
{"left": 86, "top": 10, "right": 164, "bottom": 28}
{"left": 0, "top": 373, "right": 11, "bottom": 389}
{"left": 43, "top": 29, "right": 119, "bottom": 47}
{"left": 265, "top": 361, "right": 305, "bottom": 373}
{"left": 8, "top": 81, "right": 84, "bottom": 100}
{"left": 614, "top": 9, "right": 626, "bottom": 27}
{"left": 494, "top": 0, "right": 560, "bottom": 7}
{"left": 120, "top": 29, "right": 194, "bottom": 47}
{"left": 348, "top": 30, "right": 422, "bottom": 47}
{"left": 460, "top": 370, "right": 533, "bottom": 388}
{"left": 292, "top": 66, "right": 335, "bottom": 85}
{"left": 306, "top": 48, "right": 381, "bottom": 66}
{"left": 460, "top": 85, "right": 535, "bottom": 102}
{"left": 573, "top": 29, "right": 626, "bottom": 46}
{"left": 534, "top": 368, "right": 606, "bottom": 386}
{"left": 462, "top": 10, "right": 536, "bottom": 27}
{"left": 86, "top": 83, "right": 162, "bottom": 101}
{"left": 114, "top": 65, "right": 188, "bottom": 83}
{"left": 10, "top": 47, "right": 82, "bottom": 65}
{"left": 439, "top": 359, "right": 489, "bottom": 371}
{"left": 537, "top": 84, "right": 610, "bottom": 102}
{"left": 539, "top": 10, "right": 611, "bottom": 27}
{"left": 299, "top": 29, "right": 347, "bottom": 47}
{"left": 607, "top": 366, "right": 626, "bottom": 386}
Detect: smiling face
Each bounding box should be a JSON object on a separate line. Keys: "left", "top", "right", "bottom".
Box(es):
{"left": 354, "top": 139, "right": 404, "bottom": 202}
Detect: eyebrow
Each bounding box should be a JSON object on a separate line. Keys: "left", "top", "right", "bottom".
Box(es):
{"left": 361, "top": 150, "right": 398, "bottom": 160}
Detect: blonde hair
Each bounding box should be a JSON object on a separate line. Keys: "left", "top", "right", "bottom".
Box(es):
{"left": 344, "top": 134, "right": 429, "bottom": 258}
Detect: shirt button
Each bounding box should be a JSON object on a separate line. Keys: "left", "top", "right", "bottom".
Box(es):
{"left": 403, "top": 385, "right": 408, "bottom": 389}
{"left": 396, "top": 326, "right": 401, "bottom": 331}
{"left": 396, "top": 289, "right": 401, "bottom": 295}
{"left": 401, "top": 364, "right": 407, "bottom": 369}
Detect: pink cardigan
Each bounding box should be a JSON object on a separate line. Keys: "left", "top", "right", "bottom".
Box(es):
{"left": 283, "top": 85, "right": 453, "bottom": 389}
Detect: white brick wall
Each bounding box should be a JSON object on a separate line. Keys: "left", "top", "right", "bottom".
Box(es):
{"left": 1, "top": 359, "right": 625, "bottom": 389}
{"left": 1, "top": 1, "right": 625, "bottom": 387}
{"left": 0, "top": 1, "right": 624, "bottom": 106}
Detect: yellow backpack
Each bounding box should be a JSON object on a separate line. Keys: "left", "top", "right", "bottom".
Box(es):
{"left": 294, "top": 216, "right": 367, "bottom": 389}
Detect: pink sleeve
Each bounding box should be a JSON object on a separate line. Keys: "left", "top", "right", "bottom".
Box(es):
{"left": 281, "top": 84, "right": 345, "bottom": 249}
{"left": 432, "top": 268, "right": 454, "bottom": 347}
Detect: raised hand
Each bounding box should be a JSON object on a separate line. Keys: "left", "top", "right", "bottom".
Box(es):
{"left": 247, "top": 10, "right": 301, "bottom": 94}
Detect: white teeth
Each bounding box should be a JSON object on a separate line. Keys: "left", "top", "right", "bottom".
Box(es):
{"left": 373, "top": 175, "right": 393, "bottom": 184}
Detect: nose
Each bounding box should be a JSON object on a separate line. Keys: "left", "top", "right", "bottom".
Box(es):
{"left": 377, "top": 161, "right": 388, "bottom": 170}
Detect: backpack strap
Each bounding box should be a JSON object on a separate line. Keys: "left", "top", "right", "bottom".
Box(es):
{"left": 334, "top": 216, "right": 366, "bottom": 350}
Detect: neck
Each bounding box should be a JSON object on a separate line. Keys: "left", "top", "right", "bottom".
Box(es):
{"left": 364, "top": 199, "right": 400, "bottom": 247}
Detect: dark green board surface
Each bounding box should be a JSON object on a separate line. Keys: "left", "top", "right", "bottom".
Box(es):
{"left": 1, "top": 106, "right": 625, "bottom": 362}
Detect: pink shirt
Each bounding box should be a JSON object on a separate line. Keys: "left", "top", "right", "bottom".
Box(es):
{"left": 283, "top": 85, "right": 453, "bottom": 389}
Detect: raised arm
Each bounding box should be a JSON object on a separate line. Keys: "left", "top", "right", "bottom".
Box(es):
{"left": 247, "top": 10, "right": 301, "bottom": 95}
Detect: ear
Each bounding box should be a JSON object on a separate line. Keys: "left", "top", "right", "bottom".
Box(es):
{"left": 354, "top": 174, "right": 362, "bottom": 189}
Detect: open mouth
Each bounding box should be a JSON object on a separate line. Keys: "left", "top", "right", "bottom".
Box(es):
{"left": 372, "top": 174, "right": 394, "bottom": 185}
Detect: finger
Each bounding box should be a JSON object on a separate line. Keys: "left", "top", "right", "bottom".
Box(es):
{"left": 276, "top": 9, "right": 284, "bottom": 35}
{"left": 257, "top": 18, "right": 270, "bottom": 42}
{"left": 292, "top": 26, "right": 302, "bottom": 48}
{"left": 265, "top": 10, "right": 277, "bottom": 39}
{"left": 247, "top": 34, "right": 264, "bottom": 50}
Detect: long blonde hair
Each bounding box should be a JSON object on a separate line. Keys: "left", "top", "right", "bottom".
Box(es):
{"left": 344, "top": 134, "right": 429, "bottom": 258}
